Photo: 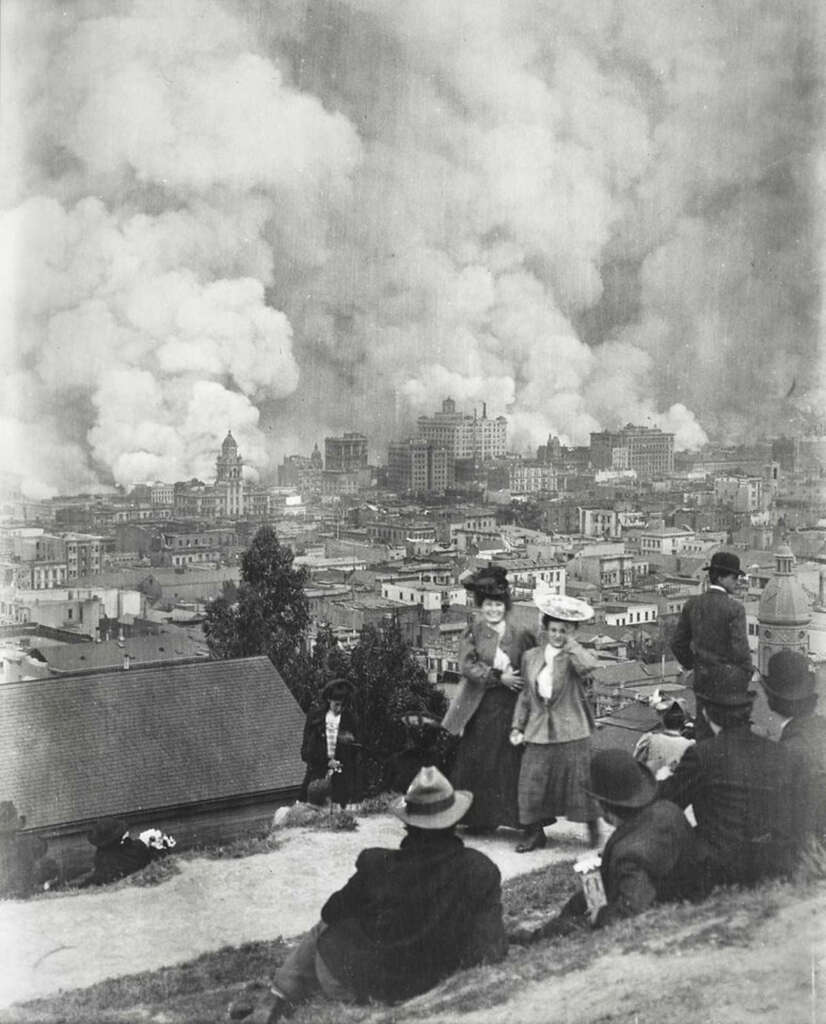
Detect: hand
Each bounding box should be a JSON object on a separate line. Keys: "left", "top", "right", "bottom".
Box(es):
{"left": 328, "top": 759, "right": 343, "bottom": 773}
{"left": 562, "top": 636, "right": 581, "bottom": 655}
{"left": 655, "top": 765, "right": 673, "bottom": 781}
{"left": 501, "top": 669, "right": 522, "bottom": 691}
{"left": 338, "top": 731, "right": 355, "bottom": 745}
{"left": 509, "top": 728, "right": 525, "bottom": 747}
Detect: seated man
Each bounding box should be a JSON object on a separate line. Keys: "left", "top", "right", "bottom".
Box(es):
{"left": 659, "top": 683, "right": 796, "bottom": 887}
{"left": 761, "top": 649, "right": 826, "bottom": 842}
{"left": 230, "top": 767, "right": 506, "bottom": 1022}
{"left": 73, "top": 817, "right": 151, "bottom": 888}
{"left": 542, "top": 749, "right": 703, "bottom": 934}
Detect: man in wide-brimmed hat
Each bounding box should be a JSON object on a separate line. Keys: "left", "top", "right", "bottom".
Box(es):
{"left": 229, "top": 767, "right": 505, "bottom": 1022}
{"left": 534, "top": 749, "right": 703, "bottom": 935}
{"left": 670, "top": 551, "right": 753, "bottom": 739}
{"left": 659, "top": 684, "right": 797, "bottom": 887}
{"left": 761, "top": 650, "right": 826, "bottom": 840}
{"left": 300, "top": 678, "right": 361, "bottom": 809}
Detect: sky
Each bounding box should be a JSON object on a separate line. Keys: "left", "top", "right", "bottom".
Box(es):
{"left": 1, "top": 0, "right": 823, "bottom": 496}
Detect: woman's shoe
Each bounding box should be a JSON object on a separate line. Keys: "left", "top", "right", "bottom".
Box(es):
{"left": 516, "top": 828, "right": 547, "bottom": 853}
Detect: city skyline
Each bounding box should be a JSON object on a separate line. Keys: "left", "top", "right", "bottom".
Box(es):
{"left": 2, "top": 0, "right": 822, "bottom": 498}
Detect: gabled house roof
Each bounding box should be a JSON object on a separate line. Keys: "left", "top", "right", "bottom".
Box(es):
{"left": 32, "top": 633, "right": 208, "bottom": 675}
{"left": 1, "top": 655, "right": 305, "bottom": 830}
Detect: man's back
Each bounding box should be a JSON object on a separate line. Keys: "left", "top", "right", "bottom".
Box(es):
{"left": 670, "top": 589, "right": 752, "bottom": 679}
{"left": 660, "top": 726, "right": 795, "bottom": 885}
{"left": 782, "top": 714, "right": 826, "bottom": 840}
{"left": 318, "top": 829, "right": 505, "bottom": 1002}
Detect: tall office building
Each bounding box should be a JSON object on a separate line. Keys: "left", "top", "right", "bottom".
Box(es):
{"left": 417, "top": 397, "right": 507, "bottom": 461}
{"left": 590, "top": 424, "right": 674, "bottom": 478}
{"left": 387, "top": 439, "right": 453, "bottom": 494}
{"left": 324, "top": 433, "right": 369, "bottom": 472}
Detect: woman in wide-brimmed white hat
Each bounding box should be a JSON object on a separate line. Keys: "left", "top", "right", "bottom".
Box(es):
{"left": 510, "top": 593, "right": 602, "bottom": 852}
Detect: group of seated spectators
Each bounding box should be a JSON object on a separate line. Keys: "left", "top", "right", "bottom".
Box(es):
{"left": 228, "top": 645, "right": 825, "bottom": 1024}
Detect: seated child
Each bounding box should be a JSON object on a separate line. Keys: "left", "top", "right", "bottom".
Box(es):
{"left": 633, "top": 697, "right": 694, "bottom": 779}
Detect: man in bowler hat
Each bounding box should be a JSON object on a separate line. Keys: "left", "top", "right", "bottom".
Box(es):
{"left": 659, "top": 683, "right": 796, "bottom": 887}
{"left": 761, "top": 649, "right": 826, "bottom": 841}
{"left": 532, "top": 749, "right": 702, "bottom": 937}
{"left": 670, "top": 551, "right": 753, "bottom": 739}
{"left": 300, "top": 679, "right": 361, "bottom": 809}
{"left": 229, "top": 767, "right": 506, "bottom": 1022}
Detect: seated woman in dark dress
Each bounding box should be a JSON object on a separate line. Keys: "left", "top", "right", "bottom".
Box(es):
{"left": 441, "top": 567, "right": 535, "bottom": 833}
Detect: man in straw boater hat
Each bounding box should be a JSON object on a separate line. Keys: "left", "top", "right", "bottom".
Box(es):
{"left": 527, "top": 749, "right": 704, "bottom": 939}
{"left": 228, "top": 767, "right": 505, "bottom": 1022}
{"left": 659, "top": 678, "right": 798, "bottom": 888}
{"left": 760, "top": 649, "right": 826, "bottom": 842}
{"left": 670, "top": 551, "right": 753, "bottom": 739}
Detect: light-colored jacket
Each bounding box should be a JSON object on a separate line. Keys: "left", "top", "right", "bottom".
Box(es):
{"left": 513, "top": 641, "right": 599, "bottom": 744}
{"left": 442, "top": 619, "right": 535, "bottom": 736}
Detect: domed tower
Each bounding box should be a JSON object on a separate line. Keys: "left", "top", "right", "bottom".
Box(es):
{"left": 215, "top": 430, "right": 245, "bottom": 517}
{"left": 756, "top": 544, "right": 812, "bottom": 675}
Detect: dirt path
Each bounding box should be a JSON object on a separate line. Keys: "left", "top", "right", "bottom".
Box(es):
{"left": 0, "top": 816, "right": 592, "bottom": 1009}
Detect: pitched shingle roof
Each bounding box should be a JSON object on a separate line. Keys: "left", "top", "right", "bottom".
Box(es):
{"left": 0, "top": 656, "right": 305, "bottom": 829}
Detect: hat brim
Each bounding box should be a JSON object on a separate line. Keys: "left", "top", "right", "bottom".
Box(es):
{"left": 702, "top": 564, "right": 746, "bottom": 577}
{"left": 390, "top": 790, "right": 473, "bottom": 829}
{"left": 699, "top": 689, "right": 757, "bottom": 708}
{"left": 761, "top": 679, "right": 815, "bottom": 703}
{"left": 534, "top": 594, "right": 594, "bottom": 622}
{"left": 585, "top": 769, "right": 657, "bottom": 809}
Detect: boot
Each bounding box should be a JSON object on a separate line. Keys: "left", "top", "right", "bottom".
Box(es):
{"left": 516, "top": 826, "right": 547, "bottom": 853}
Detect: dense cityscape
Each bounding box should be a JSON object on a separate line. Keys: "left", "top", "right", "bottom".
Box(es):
{"left": 2, "top": 396, "right": 825, "bottom": 683}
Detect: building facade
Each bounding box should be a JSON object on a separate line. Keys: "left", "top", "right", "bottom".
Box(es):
{"left": 417, "top": 397, "right": 507, "bottom": 461}
{"left": 590, "top": 424, "right": 675, "bottom": 477}
{"left": 325, "top": 433, "right": 368, "bottom": 472}
{"left": 387, "top": 439, "right": 453, "bottom": 494}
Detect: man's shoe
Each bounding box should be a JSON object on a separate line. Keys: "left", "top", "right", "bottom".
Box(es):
{"left": 516, "top": 828, "right": 546, "bottom": 853}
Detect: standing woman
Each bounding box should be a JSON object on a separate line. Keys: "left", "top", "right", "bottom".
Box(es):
{"left": 511, "top": 593, "right": 601, "bottom": 852}
{"left": 442, "top": 566, "right": 535, "bottom": 833}
{"left": 300, "top": 679, "right": 362, "bottom": 809}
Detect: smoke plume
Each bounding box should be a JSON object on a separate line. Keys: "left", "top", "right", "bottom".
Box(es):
{"left": 1, "top": 0, "right": 821, "bottom": 495}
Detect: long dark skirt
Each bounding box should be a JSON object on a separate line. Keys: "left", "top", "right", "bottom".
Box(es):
{"left": 451, "top": 686, "right": 522, "bottom": 829}
{"left": 518, "top": 737, "right": 600, "bottom": 825}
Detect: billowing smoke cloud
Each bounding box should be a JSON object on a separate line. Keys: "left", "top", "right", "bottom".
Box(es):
{"left": 2, "top": 0, "right": 820, "bottom": 495}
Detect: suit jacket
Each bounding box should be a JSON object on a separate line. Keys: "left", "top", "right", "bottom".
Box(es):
{"left": 317, "top": 830, "right": 506, "bottom": 1003}
{"left": 596, "top": 799, "right": 703, "bottom": 926}
{"left": 512, "top": 641, "right": 599, "bottom": 744}
{"left": 670, "top": 589, "right": 752, "bottom": 695}
{"left": 442, "top": 619, "right": 535, "bottom": 736}
{"left": 781, "top": 714, "right": 826, "bottom": 840}
{"left": 659, "top": 725, "right": 796, "bottom": 885}
{"left": 301, "top": 706, "right": 362, "bottom": 805}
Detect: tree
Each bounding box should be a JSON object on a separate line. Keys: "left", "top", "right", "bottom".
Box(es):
{"left": 346, "top": 621, "right": 448, "bottom": 793}
{"left": 204, "top": 527, "right": 310, "bottom": 674}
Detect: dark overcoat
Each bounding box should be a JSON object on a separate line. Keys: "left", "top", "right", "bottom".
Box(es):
{"left": 81, "top": 838, "right": 151, "bottom": 887}
{"left": 316, "top": 830, "right": 506, "bottom": 1003}
{"left": 670, "top": 588, "right": 753, "bottom": 696}
{"left": 781, "top": 714, "right": 826, "bottom": 840}
{"left": 300, "top": 706, "right": 361, "bottom": 806}
{"left": 659, "top": 725, "right": 797, "bottom": 885}
{"left": 442, "top": 619, "right": 535, "bottom": 736}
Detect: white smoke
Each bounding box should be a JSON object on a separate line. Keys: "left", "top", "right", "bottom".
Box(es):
{"left": 2, "top": 0, "right": 819, "bottom": 495}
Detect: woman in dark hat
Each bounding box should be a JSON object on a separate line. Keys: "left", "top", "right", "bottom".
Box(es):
{"left": 441, "top": 566, "right": 535, "bottom": 833}
{"left": 300, "top": 679, "right": 362, "bottom": 809}
{"left": 761, "top": 649, "right": 826, "bottom": 841}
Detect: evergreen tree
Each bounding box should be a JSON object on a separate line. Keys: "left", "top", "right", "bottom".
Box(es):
{"left": 204, "top": 526, "right": 310, "bottom": 674}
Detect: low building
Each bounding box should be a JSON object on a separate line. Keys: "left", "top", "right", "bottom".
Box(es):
{"left": 0, "top": 656, "right": 306, "bottom": 874}
{"left": 380, "top": 580, "right": 466, "bottom": 612}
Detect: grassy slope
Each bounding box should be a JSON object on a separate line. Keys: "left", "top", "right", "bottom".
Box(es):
{"left": 4, "top": 860, "right": 825, "bottom": 1024}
